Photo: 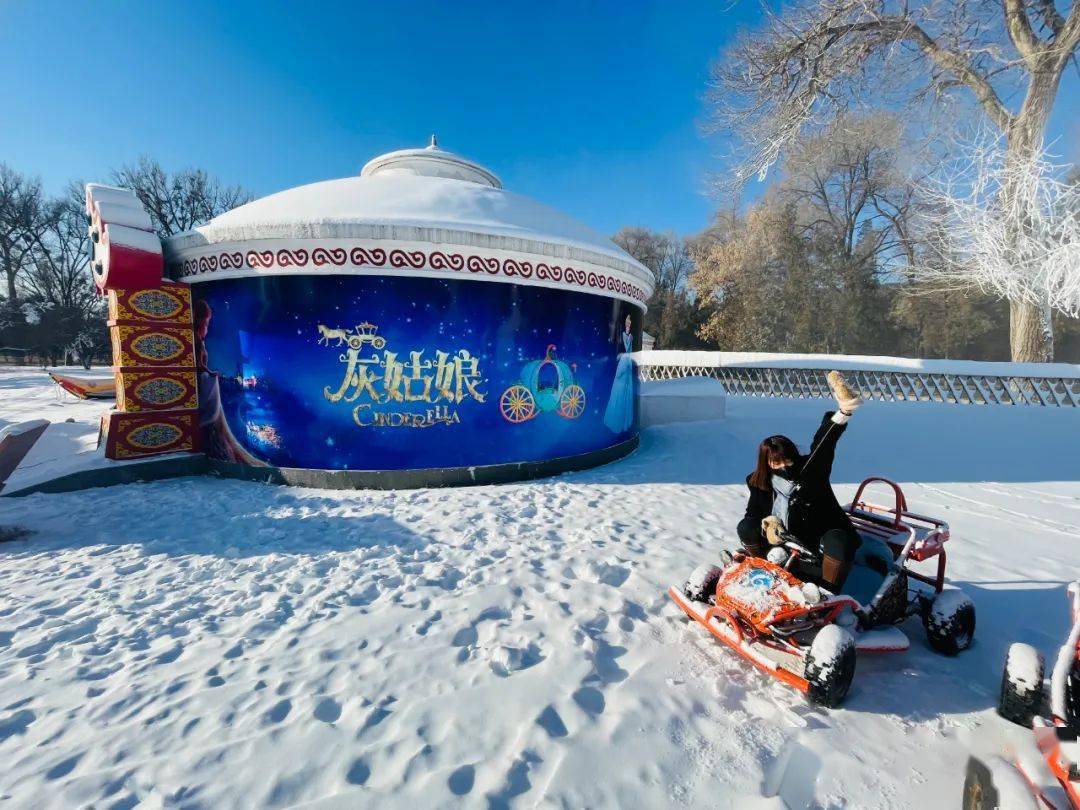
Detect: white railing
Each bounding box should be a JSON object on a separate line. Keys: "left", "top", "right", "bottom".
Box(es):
{"left": 633, "top": 351, "right": 1080, "bottom": 407}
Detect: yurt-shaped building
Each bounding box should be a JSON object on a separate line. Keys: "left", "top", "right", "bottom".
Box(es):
{"left": 163, "top": 140, "right": 654, "bottom": 487}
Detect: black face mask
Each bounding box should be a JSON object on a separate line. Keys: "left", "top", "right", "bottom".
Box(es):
{"left": 772, "top": 464, "right": 797, "bottom": 481}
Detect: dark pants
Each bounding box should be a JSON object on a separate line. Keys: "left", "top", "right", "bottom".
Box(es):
{"left": 736, "top": 518, "right": 860, "bottom": 562}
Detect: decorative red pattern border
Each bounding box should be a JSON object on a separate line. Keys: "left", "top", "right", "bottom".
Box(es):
{"left": 174, "top": 246, "right": 649, "bottom": 304}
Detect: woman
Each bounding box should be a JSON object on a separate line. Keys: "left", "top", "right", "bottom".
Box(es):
{"left": 602, "top": 313, "right": 636, "bottom": 434}
{"left": 737, "top": 371, "right": 863, "bottom": 591}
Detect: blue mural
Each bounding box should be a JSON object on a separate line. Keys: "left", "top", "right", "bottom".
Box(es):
{"left": 192, "top": 274, "right": 642, "bottom": 471}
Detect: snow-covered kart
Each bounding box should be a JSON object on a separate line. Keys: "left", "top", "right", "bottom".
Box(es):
{"left": 962, "top": 581, "right": 1080, "bottom": 809}
{"left": 669, "top": 477, "right": 975, "bottom": 708}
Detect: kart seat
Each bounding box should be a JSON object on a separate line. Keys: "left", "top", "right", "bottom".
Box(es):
{"left": 842, "top": 534, "right": 895, "bottom": 606}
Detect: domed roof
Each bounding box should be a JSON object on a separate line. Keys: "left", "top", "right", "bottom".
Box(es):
{"left": 359, "top": 135, "right": 503, "bottom": 188}
{"left": 171, "top": 143, "right": 644, "bottom": 267}
{"left": 164, "top": 142, "right": 654, "bottom": 301}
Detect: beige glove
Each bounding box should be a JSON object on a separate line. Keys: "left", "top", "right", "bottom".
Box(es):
{"left": 827, "top": 370, "right": 862, "bottom": 414}
{"left": 761, "top": 516, "right": 785, "bottom": 546}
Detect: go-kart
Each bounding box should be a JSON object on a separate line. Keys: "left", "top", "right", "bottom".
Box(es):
{"left": 963, "top": 581, "right": 1080, "bottom": 809}
{"left": 669, "top": 477, "right": 975, "bottom": 707}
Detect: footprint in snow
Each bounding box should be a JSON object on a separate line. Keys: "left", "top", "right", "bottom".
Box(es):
{"left": 155, "top": 643, "right": 183, "bottom": 665}
{"left": 488, "top": 643, "right": 545, "bottom": 677}
{"left": 313, "top": 697, "right": 342, "bottom": 724}
{"left": 345, "top": 758, "right": 371, "bottom": 786}
{"left": 572, "top": 686, "right": 605, "bottom": 718}
{"left": 45, "top": 753, "right": 81, "bottom": 780}
{"left": 451, "top": 626, "right": 478, "bottom": 647}
{"left": 535, "top": 705, "right": 568, "bottom": 738}
{"left": 262, "top": 699, "right": 292, "bottom": 725}
{"left": 0, "top": 709, "right": 35, "bottom": 742}
{"left": 448, "top": 764, "right": 475, "bottom": 796}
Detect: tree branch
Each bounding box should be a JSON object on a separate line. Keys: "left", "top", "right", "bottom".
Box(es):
{"left": 893, "top": 18, "right": 1014, "bottom": 131}
{"left": 1004, "top": 0, "right": 1042, "bottom": 62}
{"left": 1031, "top": 0, "right": 1067, "bottom": 37}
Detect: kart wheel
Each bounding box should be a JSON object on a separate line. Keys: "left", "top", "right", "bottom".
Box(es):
{"left": 923, "top": 589, "right": 975, "bottom": 655}
{"left": 866, "top": 568, "right": 908, "bottom": 626}
{"left": 805, "top": 625, "right": 856, "bottom": 708}
{"left": 347, "top": 335, "right": 363, "bottom": 350}
{"left": 998, "top": 643, "right": 1044, "bottom": 727}
{"left": 962, "top": 756, "right": 1038, "bottom": 810}
{"left": 1066, "top": 661, "right": 1080, "bottom": 728}
{"left": 683, "top": 565, "right": 722, "bottom": 604}
{"left": 372, "top": 336, "right": 386, "bottom": 350}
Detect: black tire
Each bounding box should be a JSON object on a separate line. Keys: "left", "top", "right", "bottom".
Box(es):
{"left": 997, "top": 643, "right": 1044, "bottom": 727}
{"left": 683, "top": 565, "right": 722, "bottom": 603}
{"left": 923, "top": 590, "right": 975, "bottom": 655}
{"left": 805, "top": 625, "right": 856, "bottom": 708}
{"left": 1064, "top": 661, "right": 1080, "bottom": 728}
{"left": 866, "top": 568, "right": 909, "bottom": 626}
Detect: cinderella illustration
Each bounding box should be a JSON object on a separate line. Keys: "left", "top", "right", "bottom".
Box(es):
{"left": 194, "top": 300, "right": 264, "bottom": 466}
{"left": 603, "top": 313, "right": 636, "bottom": 434}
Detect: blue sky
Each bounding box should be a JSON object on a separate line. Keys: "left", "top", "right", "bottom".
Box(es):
{"left": 2, "top": 1, "right": 1077, "bottom": 238}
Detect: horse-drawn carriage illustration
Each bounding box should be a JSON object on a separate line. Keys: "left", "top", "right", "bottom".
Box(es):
{"left": 500, "top": 344, "right": 586, "bottom": 423}
{"left": 317, "top": 321, "right": 387, "bottom": 350}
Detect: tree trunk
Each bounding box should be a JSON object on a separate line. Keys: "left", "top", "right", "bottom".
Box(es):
{"left": 1009, "top": 298, "right": 1053, "bottom": 362}
{"left": 1002, "top": 66, "right": 1062, "bottom": 363}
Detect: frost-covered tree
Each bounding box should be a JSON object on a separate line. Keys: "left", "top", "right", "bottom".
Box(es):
{"left": 709, "top": 0, "right": 1080, "bottom": 360}
{"left": 913, "top": 135, "right": 1080, "bottom": 360}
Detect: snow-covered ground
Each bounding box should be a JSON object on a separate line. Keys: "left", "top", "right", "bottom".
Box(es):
{"left": 1, "top": 367, "right": 1078, "bottom": 808}
{"left": 0, "top": 367, "right": 110, "bottom": 492}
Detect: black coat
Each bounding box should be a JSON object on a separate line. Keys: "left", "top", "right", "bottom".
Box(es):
{"left": 743, "top": 411, "right": 856, "bottom": 545}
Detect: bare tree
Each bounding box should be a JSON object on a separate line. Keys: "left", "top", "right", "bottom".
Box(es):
{"left": 613, "top": 228, "right": 694, "bottom": 294}
{"left": 0, "top": 164, "right": 48, "bottom": 306}
{"left": 21, "top": 184, "right": 108, "bottom": 366}
{"left": 779, "top": 114, "right": 918, "bottom": 269}
{"left": 112, "top": 157, "right": 252, "bottom": 237}
{"left": 709, "top": 0, "right": 1080, "bottom": 361}
{"left": 613, "top": 228, "right": 704, "bottom": 347}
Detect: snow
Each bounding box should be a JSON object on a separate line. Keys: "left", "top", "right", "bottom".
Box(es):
{"left": 807, "top": 625, "right": 854, "bottom": 679}
{"left": 640, "top": 377, "right": 727, "bottom": 427}
{"left": 721, "top": 566, "right": 808, "bottom": 614}
{"left": 0, "top": 419, "right": 49, "bottom": 440}
{"left": 169, "top": 172, "right": 649, "bottom": 276}
{"left": 1004, "top": 643, "right": 1043, "bottom": 691}
{"left": 640, "top": 376, "right": 727, "bottom": 397}
{"left": 2, "top": 368, "right": 1080, "bottom": 808}
{"left": 635, "top": 350, "right": 1080, "bottom": 378}
{"left": 92, "top": 201, "right": 154, "bottom": 234}
{"left": 928, "top": 588, "right": 973, "bottom": 623}
{"left": 103, "top": 222, "right": 162, "bottom": 254}
{"left": 1050, "top": 587, "right": 1080, "bottom": 722}
{"left": 0, "top": 367, "right": 176, "bottom": 495}
{"left": 85, "top": 183, "right": 139, "bottom": 210}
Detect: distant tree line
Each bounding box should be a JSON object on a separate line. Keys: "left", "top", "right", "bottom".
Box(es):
{"left": 0, "top": 160, "right": 249, "bottom": 367}
{"left": 617, "top": 115, "right": 1080, "bottom": 363}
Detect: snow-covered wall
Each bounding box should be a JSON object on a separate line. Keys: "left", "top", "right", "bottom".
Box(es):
{"left": 633, "top": 351, "right": 1080, "bottom": 407}
{"left": 632, "top": 350, "right": 1080, "bottom": 379}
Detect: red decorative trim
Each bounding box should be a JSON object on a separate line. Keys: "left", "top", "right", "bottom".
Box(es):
{"left": 175, "top": 246, "right": 648, "bottom": 304}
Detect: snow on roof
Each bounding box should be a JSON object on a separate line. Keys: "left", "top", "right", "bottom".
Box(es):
{"left": 171, "top": 144, "right": 653, "bottom": 288}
